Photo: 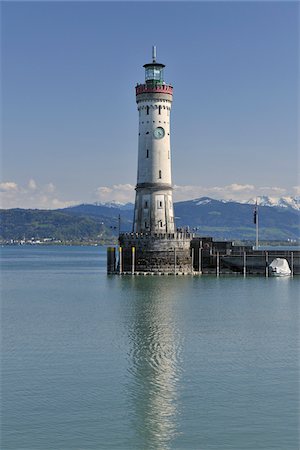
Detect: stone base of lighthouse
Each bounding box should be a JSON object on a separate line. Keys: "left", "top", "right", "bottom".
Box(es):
{"left": 107, "top": 232, "right": 193, "bottom": 275}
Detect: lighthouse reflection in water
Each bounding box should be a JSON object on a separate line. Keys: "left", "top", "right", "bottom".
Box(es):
{"left": 123, "top": 277, "right": 183, "bottom": 449}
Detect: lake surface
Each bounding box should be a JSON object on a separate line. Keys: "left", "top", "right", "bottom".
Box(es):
{"left": 1, "top": 246, "right": 299, "bottom": 449}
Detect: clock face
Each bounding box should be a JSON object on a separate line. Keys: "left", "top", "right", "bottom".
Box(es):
{"left": 153, "top": 127, "right": 165, "bottom": 139}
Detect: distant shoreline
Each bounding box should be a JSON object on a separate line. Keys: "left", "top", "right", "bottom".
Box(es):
{"left": 2, "top": 240, "right": 299, "bottom": 249}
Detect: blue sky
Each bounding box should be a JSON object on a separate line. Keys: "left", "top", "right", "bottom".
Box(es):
{"left": 1, "top": 1, "right": 299, "bottom": 208}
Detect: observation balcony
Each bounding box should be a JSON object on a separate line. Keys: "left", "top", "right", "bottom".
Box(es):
{"left": 136, "top": 83, "right": 173, "bottom": 96}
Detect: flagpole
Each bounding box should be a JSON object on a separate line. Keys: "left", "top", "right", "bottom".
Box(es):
{"left": 255, "top": 199, "right": 259, "bottom": 249}
{"left": 256, "top": 205, "right": 259, "bottom": 249}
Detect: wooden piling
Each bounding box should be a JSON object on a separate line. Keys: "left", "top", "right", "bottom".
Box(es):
{"left": 119, "top": 246, "right": 122, "bottom": 274}
{"left": 174, "top": 247, "right": 177, "bottom": 275}
{"left": 216, "top": 251, "right": 220, "bottom": 276}
{"left": 132, "top": 246, "right": 135, "bottom": 274}
{"left": 199, "top": 245, "right": 202, "bottom": 274}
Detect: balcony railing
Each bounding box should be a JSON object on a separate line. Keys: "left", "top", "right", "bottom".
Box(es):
{"left": 136, "top": 83, "right": 173, "bottom": 95}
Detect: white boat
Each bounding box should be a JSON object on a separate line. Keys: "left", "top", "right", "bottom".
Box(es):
{"left": 269, "top": 258, "right": 291, "bottom": 276}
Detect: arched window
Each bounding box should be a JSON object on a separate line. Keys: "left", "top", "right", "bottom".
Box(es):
{"left": 146, "top": 149, "right": 149, "bottom": 158}
{"left": 159, "top": 170, "right": 162, "bottom": 179}
{"left": 158, "top": 106, "right": 161, "bottom": 115}
{"left": 146, "top": 106, "right": 149, "bottom": 115}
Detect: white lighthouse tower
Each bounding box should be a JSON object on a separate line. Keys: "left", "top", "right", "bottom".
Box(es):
{"left": 107, "top": 47, "right": 193, "bottom": 275}
{"left": 133, "top": 46, "right": 175, "bottom": 234}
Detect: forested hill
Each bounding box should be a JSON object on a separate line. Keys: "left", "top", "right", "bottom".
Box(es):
{"left": 1, "top": 197, "right": 299, "bottom": 243}
{"left": 0, "top": 208, "right": 115, "bottom": 243}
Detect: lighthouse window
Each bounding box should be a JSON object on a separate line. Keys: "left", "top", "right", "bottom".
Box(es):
{"left": 160, "top": 221, "right": 163, "bottom": 227}
{"left": 144, "top": 201, "right": 148, "bottom": 208}
{"left": 146, "top": 131, "right": 149, "bottom": 134}
{"left": 146, "top": 106, "right": 149, "bottom": 115}
{"left": 159, "top": 201, "right": 163, "bottom": 208}
{"left": 146, "top": 149, "right": 149, "bottom": 158}
{"left": 159, "top": 170, "right": 162, "bottom": 179}
{"left": 158, "top": 106, "right": 161, "bottom": 115}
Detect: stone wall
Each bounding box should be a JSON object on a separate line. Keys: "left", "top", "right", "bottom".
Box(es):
{"left": 117, "top": 232, "right": 193, "bottom": 274}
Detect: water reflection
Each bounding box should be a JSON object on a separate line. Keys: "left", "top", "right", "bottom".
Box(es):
{"left": 124, "top": 277, "right": 183, "bottom": 450}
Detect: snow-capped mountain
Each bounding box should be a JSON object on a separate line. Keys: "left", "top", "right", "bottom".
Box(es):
{"left": 192, "top": 197, "right": 228, "bottom": 206}
{"left": 93, "top": 201, "right": 134, "bottom": 210}
{"left": 77, "top": 196, "right": 300, "bottom": 212}
{"left": 245, "top": 196, "right": 299, "bottom": 211}
{"left": 192, "top": 197, "right": 213, "bottom": 206}
{"left": 191, "top": 196, "right": 300, "bottom": 211}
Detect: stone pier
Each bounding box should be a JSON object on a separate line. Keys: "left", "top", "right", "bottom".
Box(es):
{"left": 108, "top": 232, "right": 193, "bottom": 274}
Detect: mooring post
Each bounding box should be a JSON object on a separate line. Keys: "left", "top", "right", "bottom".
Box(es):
{"left": 174, "top": 247, "right": 177, "bottom": 275}
{"left": 243, "top": 251, "right": 247, "bottom": 277}
{"left": 119, "top": 246, "right": 122, "bottom": 274}
{"left": 199, "top": 243, "right": 202, "bottom": 274}
{"left": 132, "top": 246, "right": 135, "bottom": 275}
{"left": 191, "top": 247, "right": 194, "bottom": 274}
{"left": 291, "top": 252, "right": 294, "bottom": 276}
{"left": 265, "top": 251, "right": 268, "bottom": 277}
{"left": 107, "top": 247, "right": 116, "bottom": 274}
{"left": 216, "top": 251, "right": 220, "bottom": 277}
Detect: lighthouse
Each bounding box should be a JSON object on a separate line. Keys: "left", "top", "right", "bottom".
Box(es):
{"left": 134, "top": 46, "right": 175, "bottom": 234}
{"left": 107, "top": 47, "right": 193, "bottom": 275}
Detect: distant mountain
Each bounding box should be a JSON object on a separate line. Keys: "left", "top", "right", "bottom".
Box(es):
{"left": 1, "top": 197, "right": 299, "bottom": 242}
{"left": 93, "top": 201, "right": 134, "bottom": 211}
{"left": 61, "top": 203, "right": 133, "bottom": 227}
{"left": 191, "top": 195, "right": 300, "bottom": 211}
{"left": 173, "top": 197, "right": 300, "bottom": 240}
{"left": 245, "top": 196, "right": 299, "bottom": 211}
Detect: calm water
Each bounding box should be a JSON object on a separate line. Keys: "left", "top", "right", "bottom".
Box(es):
{"left": 1, "top": 246, "right": 299, "bottom": 450}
